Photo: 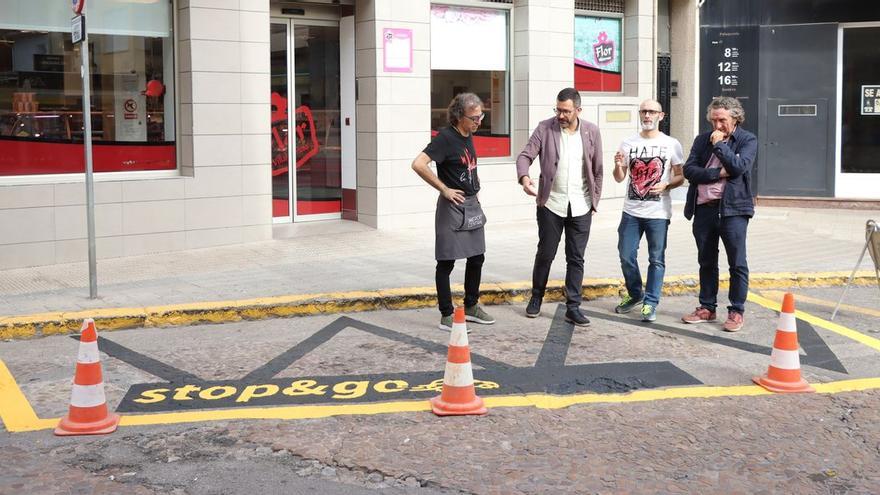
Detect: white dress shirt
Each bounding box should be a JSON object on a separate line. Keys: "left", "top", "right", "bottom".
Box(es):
{"left": 546, "top": 126, "right": 591, "bottom": 218}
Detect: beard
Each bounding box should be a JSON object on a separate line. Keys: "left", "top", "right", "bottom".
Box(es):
{"left": 640, "top": 118, "right": 659, "bottom": 131}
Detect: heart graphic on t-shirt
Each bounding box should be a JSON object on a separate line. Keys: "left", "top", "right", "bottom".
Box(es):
{"left": 630, "top": 157, "right": 664, "bottom": 200}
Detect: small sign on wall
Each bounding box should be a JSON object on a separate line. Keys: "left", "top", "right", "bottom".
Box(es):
{"left": 383, "top": 28, "right": 412, "bottom": 73}
{"left": 862, "top": 85, "right": 880, "bottom": 115}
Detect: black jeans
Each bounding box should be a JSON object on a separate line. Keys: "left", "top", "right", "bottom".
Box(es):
{"left": 692, "top": 202, "right": 750, "bottom": 313}
{"left": 436, "top": 254, "right": 484, "bottom": 316}
{"left": 532, "top": 205, "right": 592, "bottom": 310}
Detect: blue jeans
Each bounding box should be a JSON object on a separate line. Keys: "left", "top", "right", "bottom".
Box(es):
{"left": 617, "top": 212, "right": 670, "bottom": 307}
{"left": 692, "top": 202, "right": 750, "bottom": 314}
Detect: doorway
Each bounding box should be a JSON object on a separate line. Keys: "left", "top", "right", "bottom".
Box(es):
{"left": 270, "top": 18, "right": 342, "bottom": 222}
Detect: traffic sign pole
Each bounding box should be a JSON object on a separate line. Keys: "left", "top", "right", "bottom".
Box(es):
{"left": 82, "top": 20, "right": 97, "bottom": 299}
{"left": 73, "top": 0, "right": 97, "bottom": 299}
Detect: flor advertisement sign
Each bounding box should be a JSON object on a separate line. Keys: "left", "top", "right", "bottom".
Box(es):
{"left": 574, "top": 16, "right": 622, "bottom": 92}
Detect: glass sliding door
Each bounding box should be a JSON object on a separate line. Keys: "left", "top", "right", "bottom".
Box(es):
{"left": 292, "top": 23, "right": 342, "bottom": 219}
{"left": 270, "top": 19, "right": 341, "bottom": 221}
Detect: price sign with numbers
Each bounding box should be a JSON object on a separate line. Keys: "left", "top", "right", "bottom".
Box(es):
{"left": 699, "top": 26, "right": 758, "bottom": 132}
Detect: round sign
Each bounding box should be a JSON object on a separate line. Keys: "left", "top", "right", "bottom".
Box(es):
{"left": 72, "top": 0, "right": 85, "bottom": 15}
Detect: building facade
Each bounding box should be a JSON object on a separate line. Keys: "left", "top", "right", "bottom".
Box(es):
{"left": 0, "top": 0, "right": 695, "bottom": 269}
{"left": 698, "top": 0, "right": 880, "bottom": 199}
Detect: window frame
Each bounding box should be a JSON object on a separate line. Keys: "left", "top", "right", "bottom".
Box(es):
{"left": 0, "top": 0, "right": 180, "bottom": 184}
{"left": 574, "top": 9, "right": 625, "bottom": 96}
{"left": 430, "top": 1, "right": 513, "bottom": 162}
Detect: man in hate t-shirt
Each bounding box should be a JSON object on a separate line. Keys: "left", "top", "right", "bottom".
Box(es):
{"left": 611, "top": 99, "right": 684, "bottom": 322}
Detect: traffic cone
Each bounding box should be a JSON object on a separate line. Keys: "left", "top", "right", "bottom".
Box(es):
{"left": 752, "top": 293, "right": 815, "bottom": 393}
{"left": 430, "top": 307, "right": 487, "bottom": 416}
{"left": 55, "top": 319, "right": 121, "bottom": 436}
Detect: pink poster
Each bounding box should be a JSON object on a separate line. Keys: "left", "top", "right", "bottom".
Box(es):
{"left": 383, "top": 28, "right": 413, "bottom": 72}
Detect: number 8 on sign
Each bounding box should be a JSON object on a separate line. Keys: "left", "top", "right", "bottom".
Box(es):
{"left": 72, "top": 0, "right": 85, "bottom": 15}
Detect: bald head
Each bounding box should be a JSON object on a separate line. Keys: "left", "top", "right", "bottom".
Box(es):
{"left": 640, "top": 99, "right": 662, "bottom": 112}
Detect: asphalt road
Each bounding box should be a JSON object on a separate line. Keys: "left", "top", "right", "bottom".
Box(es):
{"left": 2, "top": 286, "right": 879, "bottom": 494}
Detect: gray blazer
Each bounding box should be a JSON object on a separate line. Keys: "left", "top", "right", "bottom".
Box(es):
{"left": 515, "top": 117, "right": 604, "bottom": 212}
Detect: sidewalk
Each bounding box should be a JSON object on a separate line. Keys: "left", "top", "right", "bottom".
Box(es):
{"left": 0, "top": 204, "right": 877, "bottom": 335}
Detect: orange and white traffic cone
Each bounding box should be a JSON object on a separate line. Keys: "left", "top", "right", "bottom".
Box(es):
{"left": 55, "top": 319, "right": 121, "bottom": 436}
{"left": 752, "top": 293, "right": 815, "bottom": 393}
{"left": 430, "top": 307, "right": 487, "bottom": 416}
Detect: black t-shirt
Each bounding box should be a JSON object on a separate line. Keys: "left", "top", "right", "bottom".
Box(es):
{"left": 423, "top": 127, "right": 480, "bottom": 196}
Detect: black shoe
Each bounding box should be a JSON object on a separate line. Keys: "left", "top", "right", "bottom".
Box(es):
{"left": 525, "top": 296, "right": 542, "bottom": 318}
{"left": 564, "top": 308, "right": 590, "bottom": 327}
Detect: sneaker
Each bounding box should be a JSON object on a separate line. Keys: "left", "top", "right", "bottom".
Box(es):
{"left": 614, "top": 294, "right": 643, "bottom": 314}
{"left": 525, "top": 296, "right": 542, "bottom": 318}
{"left": 438, "top": 314, "right": 453, "bottom": 331}
{"left": 641, "top": 304, "right": 657, "bottom": 322}
{"left": 681, "top": 307, "right": 717, "bottom": 324}
{"left": 723, "top": 312, "right": 744, "bottom": 332}
{"left": 465, "top": 305, "right": 495, "bottom": 325}
{"left": 564, "top": 308, "right": 591, "bottom": 327}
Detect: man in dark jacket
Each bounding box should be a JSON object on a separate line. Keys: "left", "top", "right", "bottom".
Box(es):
{"left": 681, "top": 96, "right": 757, "bottom": 332}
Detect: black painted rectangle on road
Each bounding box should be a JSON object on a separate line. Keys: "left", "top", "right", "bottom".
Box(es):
{"left": 116, "top": 361, "right": 702, "bottom": 413}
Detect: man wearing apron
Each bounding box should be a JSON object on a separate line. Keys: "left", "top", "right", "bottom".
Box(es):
{"left": 412, "top": 92, "right": 495, "bottom": 331}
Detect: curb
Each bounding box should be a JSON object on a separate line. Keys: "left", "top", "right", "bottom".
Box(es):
{"left": 1, "top": 271, "right": 876, "bottom": 340}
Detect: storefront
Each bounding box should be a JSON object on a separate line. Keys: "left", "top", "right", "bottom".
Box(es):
{"left": 698, "top": 0, "right": 880, "bottom": 199}
{"left": 0, "top": 0, "right": 176, "bottom": 175}
{"left": 0, "top": 0, "right": 662, "bottom": 269}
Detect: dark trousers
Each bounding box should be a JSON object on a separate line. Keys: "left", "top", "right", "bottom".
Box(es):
{"left": 692, "top": 203, "right": 750, "bottom": 313}
{"left": 532, "top": 205, "right": 592, "bottom": 310}
{"left": 436, "top": 254, "right": 484, "bottom": 316}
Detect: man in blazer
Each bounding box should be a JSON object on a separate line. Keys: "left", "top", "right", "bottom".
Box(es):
{"left": 516, "top": 87, "right": 603, "bottom": 326}
{"left": 681, "top": 96, "right": 757, "bottom": 332}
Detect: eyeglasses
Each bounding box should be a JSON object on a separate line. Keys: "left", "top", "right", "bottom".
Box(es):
{"left": 463, "top": 113, "right": 485, "bottom": 123}
{"left": 639, "top": 109, "right": 662, "bottom": 116}
{"left": 553, "top": 107, "right": 578, "bottom": 116}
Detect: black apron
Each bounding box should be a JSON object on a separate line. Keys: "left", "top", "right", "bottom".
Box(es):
{"left": 434, "top": 195, "right": 486, "bottom": 261}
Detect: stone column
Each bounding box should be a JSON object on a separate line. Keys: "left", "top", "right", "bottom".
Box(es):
{"left": 178, "top": 0, "right": 272, "bottom": 247}
{"left": 355, "top": 0, "right": 432, "bottom": 229}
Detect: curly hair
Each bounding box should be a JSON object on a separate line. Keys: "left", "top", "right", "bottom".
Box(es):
{"left": 706, "top": 96, "right": 745, "bottom": 124}
{"left": 447, "top": 92, "right": 484, "bottom": 127}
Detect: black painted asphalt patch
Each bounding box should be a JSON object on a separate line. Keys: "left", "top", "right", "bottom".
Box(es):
{"left": 77, "top": 304, "right": 845, "bottom": 414}
{"left": 116, "top": 362, "right": 701, "bottom": 413}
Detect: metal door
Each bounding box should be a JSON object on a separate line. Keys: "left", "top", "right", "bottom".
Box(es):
{"left": 761, "top": 98, "right": 830, "bottom": 196}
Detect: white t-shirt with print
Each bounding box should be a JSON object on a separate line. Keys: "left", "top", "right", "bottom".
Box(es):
{"left": 619, "top": 132, "right": 684, "bottom": 220}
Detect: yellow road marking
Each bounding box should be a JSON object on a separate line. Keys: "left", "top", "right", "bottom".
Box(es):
{"left": 748, "top": 292, "right": 880, "bottom": 353}
{"left": 760, "top": 289, "right": 880, "bottom": 319}
{"left": 3, "top": 358, "right": 880, "bottom": 433}
{"left": 0, "top": 359, "right": 52, "bottom": 432}
{"left": 4, "top": 300, "right": 880, "bottom": 433}
{"left": 3, "top": 270, "right": 879, "bottom": 340}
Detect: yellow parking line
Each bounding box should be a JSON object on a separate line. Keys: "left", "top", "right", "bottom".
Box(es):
{"left": 4, "top": 304, "right": 880, "bottom": 433}
{"left": 748, "top": 292, "right": 880, "bottom": 353}
{"left": 760, "top": 289, "right": 880, "bottom": 319}
{"left": 3, "top": 370, "right": 880, "bottom": 432}
{"left": 0, "top": 359, "right": 55, "bottom": 432}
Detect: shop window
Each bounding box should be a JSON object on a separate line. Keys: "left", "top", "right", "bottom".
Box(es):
{"left": 841, "top": 26, "right": 880, "bottom": 174}
{"left": 574, "top": 15, "right": 622, "bottom": 92}
{"left": 430, "top": 5, "right": 509, "bottom": 158}
{"left": 0, "top": 0, "right": 175, "bottom": 177}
